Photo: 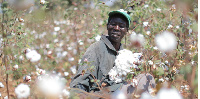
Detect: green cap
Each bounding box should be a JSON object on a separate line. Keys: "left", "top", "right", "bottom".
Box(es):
{"left": 108, "top": 9, "right": 131, "bottom": 27}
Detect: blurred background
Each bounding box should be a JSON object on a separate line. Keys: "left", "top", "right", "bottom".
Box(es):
{"left": 0, "top": 0, "right": 198, "bottom": 98}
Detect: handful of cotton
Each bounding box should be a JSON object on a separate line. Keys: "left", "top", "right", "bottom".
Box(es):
{"left": 108, "top": 49, "right": 142, "bottom": 83}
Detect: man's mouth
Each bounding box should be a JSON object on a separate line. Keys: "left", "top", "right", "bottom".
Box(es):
{"left": 111, "top": 33, "right": 120, "bottom": 38}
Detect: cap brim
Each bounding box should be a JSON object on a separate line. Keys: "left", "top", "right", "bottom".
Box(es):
{"left": 109, "top": 11, "right": 130, "bottom": 26}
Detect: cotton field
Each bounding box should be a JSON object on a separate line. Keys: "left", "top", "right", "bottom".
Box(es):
{"left": 0, "top": 0, "right": 198, "bottom": 99}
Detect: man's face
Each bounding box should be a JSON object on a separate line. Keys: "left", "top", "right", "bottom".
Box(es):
{"left": 107, "top": 17, "right": 128, "bottom": 43}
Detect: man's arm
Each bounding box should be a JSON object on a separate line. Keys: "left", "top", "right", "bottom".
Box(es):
{"left": 70, "top": 43, "right": 99, "bottom": 92}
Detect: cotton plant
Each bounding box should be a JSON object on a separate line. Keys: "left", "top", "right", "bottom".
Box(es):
{"left": 108, "top": 49, "right": 142, "bottom": 83}
{"left": 25, "top": 48, "right": 41, "bottom": 62}
{"left": 15, "top": 83, "right": 30, "bottom": 99}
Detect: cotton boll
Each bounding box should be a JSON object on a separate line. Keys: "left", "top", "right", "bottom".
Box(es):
{"left": 168, "top": 24, "right": 173, "bottom": 29}
{"left": 23, "top": 75, "right": 31, "bottom": 82}
{"left": 54, "top": 20, "right": 59, "bottom": 25}
{"left": 67, "top": 47, "right": 72, "bottom": 50}
{"left": 4, "top": 96, "right": 8, "bottom": 99}
{"left": 30, "top": 53, "right": 41, "bottom": 62}
{"left": 26, "top": 50, "right": 41, "bottom": 62}
{"left": 171, "top": 4, "right": 176, "bottom": 11}
{"left": 0, "top": 38, "right": 2, "bottom": 47}
{"left": 62, "top": 89, "right": 70, "bottom": 97}
{"left": 54, "top": 39, "right": 59, "bottom": 43}
{"left": 62, "top": 51, "right": 68, "bottom": 57}
{"left": 133, "top": 53, "right": 142, "bottom": 60}
{"left": 36, "top": 68, "right": 46, "bottom": 76}
{"left": 40, "top": 0, "right": 45, "bottom": 4}
{"left": 143, "top": 22, "right": 148, "bottom": 27}
{"left": 73, "top": 49, "right": 77, "bottom": 55}
{"left": 68, "top": 57, "right": 74, "bottom": 62}
{"left": 144, "top": 5, "right": 149, "bottom": 8}
{"left": 47, "top": 50, "right": 53, "bottom": 55}
{"left": 156, "top": 88, "right": 183, "bottom": 99}
{"left": 130, "top": 32, "right": 145, "bottom": 47}
{"left": 37, "top": 74, "right": 65, "bottom": 96}
{"left": 58, "top": 42, "right": 64, "bottom": 47}
{"left": 78, "top": 40, "right": 84, "bottom": 45}
{"left": 95, "top": 35, "right": 101, "bottom": 41}
{"left": 108, "top": 68, "right": 118, "bottom": 81}
{"left": 64, "top": 72, "right": 69, "bottom": 76}
{"left": 19, "top": 55, "right": 24, "bottom": 60}
{"left": 46, "top": 44, "right": 50, "bottom": 48}
{"left": 146, "top": 31, "right": 151, "bottom": 35}
{"left": 56, "top": 52, "right": 62, "bottom": 58}
{"left": 25, "top": 48, "right": 31, "bottom": 54}
{"left": 189, "top": 29, "right": 192, "bottom": 34}
{"left": 148, "top": 60, "right": 153, "bottom": 65}
{"left": 54, "top": 27, "right": 60, "bottom": 32}
{"left": 156, "top": 8, "right": 161, "bottom": 11}
{"left": 115, "top": 77, "right": 122, "bottom": 83}
{"left": 158, "top": 78, "right": 164, "bottom": 82}
{"left": 57, "top": 72, "right": 62, "bottom": 76}
{"left": 13, "top": 64, "right": 19, "bottom": 69}
{"left": 0, "top": 82, "right": 4, "bottom": 88}
{"left": 15, "top": 83, "right": 30, "bottom": 99}
{"left": 153, "top": 46, "right": 158, "bottom": 50}
{"left": 111, "top": 90, "right": 127, "bottom": 99}
{"left": 140, "top": 91, "right": 153, "bottom": 99}
{"left": 70, "top": 66, "right": 76, "bottom": 74}
{"left": 155, "top": 31, "right": 177, "bottom": 52}
{"left": 132, "top": 79, "right": 138, "bottom": 87}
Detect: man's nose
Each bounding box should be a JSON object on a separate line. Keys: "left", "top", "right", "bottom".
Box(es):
{"left": 114, "top": 25, "right": 120, "bottom": 30}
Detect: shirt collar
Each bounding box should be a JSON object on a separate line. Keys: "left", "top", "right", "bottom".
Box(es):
{"left": 100, "top": 35, "right": 123, "bottom": 52}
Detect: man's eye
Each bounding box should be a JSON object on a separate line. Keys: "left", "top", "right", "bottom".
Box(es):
{"left": 120, "top": 25, "right": 125, "bottom": 28}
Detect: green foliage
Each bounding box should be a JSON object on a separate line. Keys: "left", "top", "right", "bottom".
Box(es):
{"left": 193, "top": 53, "right": 198, "bottom": 62}
{"left": 180, "top": 64, "right": 192, "bottom": 80}
{"left": 91, "top": 79, "right": 94, "bottom": 82}
{"left": 126, "top": 73, "right": 133, "bottom": 80}
{"left": 157, "top": 67, "right": 164, "bottom": 76}
{"left": 13, "top": 70, "right": 23, "bottom": 80}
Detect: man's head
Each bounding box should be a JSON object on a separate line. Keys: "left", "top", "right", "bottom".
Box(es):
{"left": 107, "top": 10, "right": 131, "bottom": 43}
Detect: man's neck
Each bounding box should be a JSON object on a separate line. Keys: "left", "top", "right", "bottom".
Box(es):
{"left": 111, "top": 42, "right": 120, "bottom": 51}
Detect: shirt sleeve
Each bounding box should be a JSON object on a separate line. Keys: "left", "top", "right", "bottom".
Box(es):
{"left": 70, "top": 43, "right": 100, "bottom": 92}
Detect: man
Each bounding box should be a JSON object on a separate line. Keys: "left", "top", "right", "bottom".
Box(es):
{"left": 70, "top": 9, "right": 155, "bottom": 95}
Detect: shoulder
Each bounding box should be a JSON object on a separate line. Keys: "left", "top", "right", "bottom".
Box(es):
{"left": 86, "top": 40, "right": 105, "bottom": 52}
